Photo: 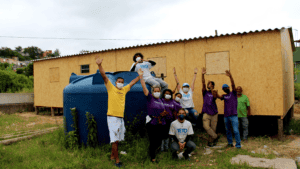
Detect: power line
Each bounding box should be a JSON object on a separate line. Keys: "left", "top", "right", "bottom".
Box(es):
{"left": 0, "top": 36, "right": 176, "bottom": 41}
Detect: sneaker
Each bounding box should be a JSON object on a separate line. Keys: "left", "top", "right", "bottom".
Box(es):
{"left": 213, "top": 134, "right": 221, "bottom": 144}
{"left": 227, "top": 144, "right": 234, "bottom": 148}
{"left": 183, "top": 154, "right": 191, "bottom": 161}
{"left": 114, "top": 162, "right": 123, "bottom": 168}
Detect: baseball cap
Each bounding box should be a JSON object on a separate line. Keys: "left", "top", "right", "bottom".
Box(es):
{"left": 222, "top": 84, "right": 229, "bottom": 89}
{"left": 182, "top": 83, "right": 189, "bottom": 87}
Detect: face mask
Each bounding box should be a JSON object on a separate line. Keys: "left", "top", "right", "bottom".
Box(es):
{"left": 153, "top": 92, "right": 160, "bottom": 98}
{"left": 224, "top": 89, "right": 230, "bottom": 93}
{"left": 175, "top": 97, "right": 181, "bottom": 102}
{"left": 165, "top": 94, "right": 171, "bottom": 99}
{"left": 178, "top": 114, "right": 185, "bottom": 120}
{"left": 183, "top": 88, "right": 189, "bottom": 93}
{"left": 116, "top": 83, "right": 124, "bottom": 89}
{"left": 136, "top": 57, "right": 141, "bottom": 62}
{"left": 237, "top": 92, "right": 242, "bottom": 95}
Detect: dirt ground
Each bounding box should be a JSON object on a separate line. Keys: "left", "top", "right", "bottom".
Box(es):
{"left": 15, "top": 112, "right": 63, "bottom": 126}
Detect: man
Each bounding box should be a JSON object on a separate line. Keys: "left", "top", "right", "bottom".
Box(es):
{"left": 237, "top": 86, "right": 250, "bottom": 142}
{"left": 169, "top": 108, "right": 196, "bottom": 161}
{"left": 96, "top": 57, "right": 143, "bottom": 168}
{"left": 130, "top": 53, "right": 168, "bottom": 97}
{"left": 201, "top": 67, "right": 221, "bottom": 147}
{"left": 219, "top": 70, "right": 241, "bottom": 149}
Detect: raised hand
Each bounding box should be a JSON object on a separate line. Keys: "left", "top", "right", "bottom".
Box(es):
{"left": 173, "top": 67, "right": 176, "bottom": 74}
{"left": 202, "top": 67, "right": 206, "bottom": 74}
{"left": 225, "top": 70, "right": 231, "bottom": 77}
{"left": 138, "top": 68, "right": 144, "bottom": 76}
{"left": 212, "top": 90, "right": 218, "bottom": 97}
{"left": 96, "top": 58, "right": 103, "bottom": 66}
{"left": 194, "top": 68, "right": 198, "bottom": 74}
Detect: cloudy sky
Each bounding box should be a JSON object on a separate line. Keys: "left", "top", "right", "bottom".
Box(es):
{"left": 0, "top": 0, "right": 299, "bottom": 56}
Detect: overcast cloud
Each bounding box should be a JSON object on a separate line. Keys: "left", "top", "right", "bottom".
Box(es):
{"left": 0, "top": 0, "right": 299, "bottom": 56}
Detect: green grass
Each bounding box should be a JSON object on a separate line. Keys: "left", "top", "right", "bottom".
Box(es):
{"left": 0, "top": 113, "right": 61, "bottom": 136}
{"left": 0, "top": 127, "right": 285, "bottom": 169}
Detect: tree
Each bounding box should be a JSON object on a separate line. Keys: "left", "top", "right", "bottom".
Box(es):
{"left": 53, "top": 49, "right": 60, "bottom": 56}
{"left": 15, "top": 46, "right": 22, "bottom": 52}
{"left": 24, "top": 63, "right": 33, "bottom": 77}
{"left": 16, "top": 68, "right": 25, "bottom": 75}
{"left": 23, "top": 46, "right": 43, "bottom": 59}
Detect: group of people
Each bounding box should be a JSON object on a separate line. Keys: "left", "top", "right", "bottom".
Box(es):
{"left": 95, "top": 53, "right": 251, "bottom": 168}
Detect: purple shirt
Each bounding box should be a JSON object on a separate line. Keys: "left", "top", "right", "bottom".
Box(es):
{"left": 222, "top": 90, "right": 238, "bottom": 117}
{"left": 147, "top": 93, "right": 166, "bottom": 125}
{"left": 202, "top": 90, "right": 218, "bottom": 115}
{"left": 162, "top": 98, "right": 181, "bottom": 122}
{"left": 173, "top": 100, "right": 182, "bottom": 113}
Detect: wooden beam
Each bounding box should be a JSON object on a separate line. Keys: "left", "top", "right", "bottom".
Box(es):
{"left": 35, "top": 106, "right": 39, "bottom": 115}
{"left": 278, "top": 118, "right": 284, "bottom": 141}
{"left": 51, "top": 107, "right": 54, "bottom": 117}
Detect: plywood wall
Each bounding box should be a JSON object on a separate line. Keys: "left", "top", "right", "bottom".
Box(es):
{"left": 280, "top": 28, "right": 295, "bottom": 117}
{"left": 34, "top": 30, "right": 292, "bottom": 117}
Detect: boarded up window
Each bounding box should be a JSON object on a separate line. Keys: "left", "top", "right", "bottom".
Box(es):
{"left": 81, "top": 64, "right": 90, "bottom": 73}
{"left": 147, "top": 57, "right": 167, "bottom": 78}
{"left": 50, "top": 67, "right": 59, "bottom": 82}
{"left": 205, "top": 52, "right": 230, "bottom": 74}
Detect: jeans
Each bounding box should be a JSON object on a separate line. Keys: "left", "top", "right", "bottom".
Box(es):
{"left": 203, "top": 113, "right": 218, "bottom": 142}
{"left": 147, "top": 123, "right": 164, "bottom": 160}
{"left": 161, "top": 122, "right": 171, "bottom": 151}
{"left": 185, "top": 108, "right": 199, "bottom": 126}
{"left": 145, "top": 77, "right": 168, "bottom": 97}
{"left": 171, "top": 140, "right": 196, "bottom": 158}
{"left": 224, "top": 115, "right": 241, "bottom": 148}
{"left": 161, "top": 138, "right": 169, "bottom": 151}
{"left": 238, "top": 117, "right": 249, "bottom": 140}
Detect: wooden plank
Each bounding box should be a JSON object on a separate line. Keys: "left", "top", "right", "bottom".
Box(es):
{"left": 51, "top": 107, "right": 54, "bottom": 117}
{"left": 278, "top": 119, "right": 284, "bottom": 141}
{"left": 35, "top": 106, "right": 39, "bottom": 115}
{"left": 205, "top": 51, "right": 229, "bottom": 75}
{"left": 147, "top": 57, "right": 167, "bottom": 78}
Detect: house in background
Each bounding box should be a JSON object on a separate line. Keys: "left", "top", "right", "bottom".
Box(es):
{"left": 42, "top": 50, "right": 52, "bottom": 58}
{"left": 294, "top": 40, "right": 300, "bottom": 83}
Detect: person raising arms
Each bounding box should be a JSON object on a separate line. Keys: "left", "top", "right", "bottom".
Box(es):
{"left": 173, "top": 67, "right": 199, "bottom": 127}
{"left": 96, "top": 57, "right": 142, "bottom": 168}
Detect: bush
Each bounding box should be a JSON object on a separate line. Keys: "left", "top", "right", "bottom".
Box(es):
{"left": 0, "top": 70, "right": 33, "bottom": 93}
{"left": 295, "top": 83, "right": 300, "bottom": 100}
{"left": 16, "top": 68, "right": 25, "bottom": 75}
{"left": 0, "top": 70, "right": 13, "bottom": 93}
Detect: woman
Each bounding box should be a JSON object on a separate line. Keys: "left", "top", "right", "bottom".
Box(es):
{"left": 161, "top": 89, "right": 181, "bottom": 152}
{"left": 140, "top": 69, "right": 168, "bottom": 163}
{"left": 173, "top": 67, "right": 199, "bottom": 127}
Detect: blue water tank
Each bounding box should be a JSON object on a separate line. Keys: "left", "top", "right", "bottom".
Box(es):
{"left": 63, "top": 70, "right": 152, "bottom": 146}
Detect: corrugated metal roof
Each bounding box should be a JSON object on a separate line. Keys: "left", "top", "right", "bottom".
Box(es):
{"left": 32, "top": 27, "right": 295, "bottom": 62}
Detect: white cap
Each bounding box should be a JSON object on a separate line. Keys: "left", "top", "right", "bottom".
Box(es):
{"left": 182, "top": 83, "right": 189, "bottom": 87}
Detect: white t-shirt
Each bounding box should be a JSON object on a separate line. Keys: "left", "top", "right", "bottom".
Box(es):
{"left": 169, "top": 119, "right": 194, "bottom": 143}
{"left": 179, "top": 88, "right": 194, "bottom": 108}
{"left": 130, "top": 61, "right": 153, "bottom": 80}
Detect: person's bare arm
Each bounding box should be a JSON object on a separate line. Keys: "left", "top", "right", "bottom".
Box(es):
{"left": 225, "top": 70, "right": 236, "bottom": 92}
{"left": 247, "top": 106, "right": 251, "bottom": 116}
{"left": 191, "top": 68, "right": 198, "bottom": 92}
{"left": 139, "top": 69, "right": 149, "bottom": 96}
{"left": 128, "top": 75, "right": 141, "bottom": 88}
{"left": 202, "top": 67, "right": 206, "bottom": 93}
{"left": 96, "top": 58, "right": 109, "bottom": 84}
{"left": 173, "top": 67, "right": 181, "bottom": 91}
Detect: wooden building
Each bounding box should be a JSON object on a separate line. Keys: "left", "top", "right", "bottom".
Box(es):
{"left": 33, "top": 28, "right": 295, "bottom": 137}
